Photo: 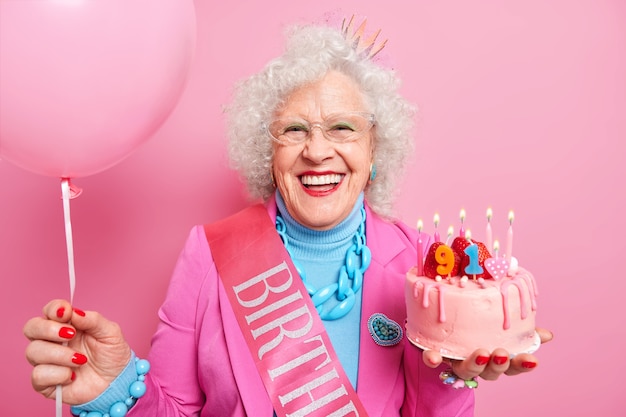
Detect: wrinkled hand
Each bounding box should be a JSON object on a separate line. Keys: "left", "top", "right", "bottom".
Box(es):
{"left": 422, "top": 327, "right": 553, "bottom": 381}
{"left": 23, "top": 299, "right": 131, "bottom": 404}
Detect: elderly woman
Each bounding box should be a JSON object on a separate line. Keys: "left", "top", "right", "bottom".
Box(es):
{"left": 24, "top": 23, "right": 550, "bottom": 417}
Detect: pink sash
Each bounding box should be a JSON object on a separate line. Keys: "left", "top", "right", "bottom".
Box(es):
{"left": 205, "top": 204, "right": 368, "bottom": 417}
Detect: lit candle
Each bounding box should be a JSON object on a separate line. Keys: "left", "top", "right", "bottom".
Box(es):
{"left": 486, "top": 207, "right": 493, "bottom": 253}
{"left": 417, "top": 219, "right": 424, "bottom": 275}
{"left": 493, "top": 240, "right": 500, "bottom": 259}
{"left": 459, "top": 209, "right": 466, "bottom": 237}
{"left": 445, "top": 225, "right": 454, "bottom": 246}
{"left": 464, "top": 228, "right": 472, "bottom": 242}
{"left": 506, "top": 210, "right": 514, "bottom": 261}
{"left": 433, "top": 213, "right": 441, "bottom": 243}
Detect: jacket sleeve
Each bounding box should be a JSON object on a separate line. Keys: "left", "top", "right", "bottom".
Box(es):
{"left": 128, "top": 226, "right": 213, "bottom": 416}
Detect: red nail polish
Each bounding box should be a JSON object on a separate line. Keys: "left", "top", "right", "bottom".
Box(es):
{"left": 475, "top": 356, "right": 490, "bottom": 365}
{"left": 493, "top": 356, "right": 508, "bottom": 365}
{"left": 71, "top": 353, "right": 88, "bottom": 365}
{"left": 71, "top": 371, "right": 76, "bottom": 381}
{"left": 73, "top": 308, "right": 86, "bottom": 317}
{"left": 59, "top": 327, "right": 75, "bottom": 339}
{"left": 56, "top": 307, "right": 65, "bottom": 318}
{"left": 522, "top": 361, "right": 537, "bottom": 369}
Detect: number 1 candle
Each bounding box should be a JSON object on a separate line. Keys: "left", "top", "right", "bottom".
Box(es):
{"left": 464, "top": 242, "right": 484, "bottom": 280}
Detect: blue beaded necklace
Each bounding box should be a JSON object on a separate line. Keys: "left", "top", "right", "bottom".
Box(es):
{"left": 275, "top": 205, "right": 371, "bottom": 320}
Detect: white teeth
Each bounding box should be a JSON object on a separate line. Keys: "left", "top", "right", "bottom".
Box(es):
{"left": 300, "top": 174, "right": 343, "bottom": 185}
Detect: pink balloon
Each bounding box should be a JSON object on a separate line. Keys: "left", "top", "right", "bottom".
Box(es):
{"left": 0, "top": 0, "right": 196, "bottom": 178}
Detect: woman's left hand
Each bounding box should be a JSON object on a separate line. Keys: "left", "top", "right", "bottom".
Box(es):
{"left": 422, "top": 327, "right": 553, "bottom": 381}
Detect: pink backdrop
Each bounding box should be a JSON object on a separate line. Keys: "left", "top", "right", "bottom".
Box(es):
{"left": 1, "top": 0, "right": 624, "bottom": 415}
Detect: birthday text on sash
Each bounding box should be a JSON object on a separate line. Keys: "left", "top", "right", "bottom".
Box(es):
{"left": 232, "top": 261, "right": 360, "bottom": 417}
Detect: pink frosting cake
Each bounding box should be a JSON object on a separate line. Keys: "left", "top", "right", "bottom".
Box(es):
{"left": 404, "top": 236, "right": 540, "bottom": 359}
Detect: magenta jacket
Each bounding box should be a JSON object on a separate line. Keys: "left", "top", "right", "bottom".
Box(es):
{"left": 131, "top": 199, "right": 474, "bottom": 416}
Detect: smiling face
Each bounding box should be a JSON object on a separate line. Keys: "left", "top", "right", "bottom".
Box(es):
{"left": 271, "top": 70, "right": 374, "bottom": 230}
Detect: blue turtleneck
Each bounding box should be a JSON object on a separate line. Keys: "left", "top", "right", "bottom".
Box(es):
{"left": 275, "top": 191, "right": 364, "bottom": 389}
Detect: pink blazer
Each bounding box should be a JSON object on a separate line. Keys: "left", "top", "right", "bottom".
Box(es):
{"left": 131, "top": 200, "right": 474, "bottom": 416}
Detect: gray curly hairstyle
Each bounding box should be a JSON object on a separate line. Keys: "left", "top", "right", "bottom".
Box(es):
{"left": 227, "top": 23, "right": 416, "bottom": 217}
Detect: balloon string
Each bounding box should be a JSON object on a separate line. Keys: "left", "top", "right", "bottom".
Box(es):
{"left": 57, "top": 179, "right": 77, "bottom": 417}
{"left": 61, "top": 179, "right": 77, "bottom": 304}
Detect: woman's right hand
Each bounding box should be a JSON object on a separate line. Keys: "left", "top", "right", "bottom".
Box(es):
{"left": 23, "top": 299, "right": 132, "bottom": 405}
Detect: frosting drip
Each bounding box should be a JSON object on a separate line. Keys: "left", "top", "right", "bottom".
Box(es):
{"left": 412, "top": 271, "right": 538, "bottom": 330}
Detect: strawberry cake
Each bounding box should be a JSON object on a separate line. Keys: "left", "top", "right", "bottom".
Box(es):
{"left": 405, "top": 236, "right": 540, "bottom": 359}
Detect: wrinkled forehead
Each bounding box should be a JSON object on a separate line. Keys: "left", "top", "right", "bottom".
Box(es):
{"left": 273, "top": 70, "right": 370, "bottom": 119}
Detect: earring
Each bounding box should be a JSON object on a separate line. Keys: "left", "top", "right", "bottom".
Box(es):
{"left": 369, "top": 163, "right": 377, "bottom": 182}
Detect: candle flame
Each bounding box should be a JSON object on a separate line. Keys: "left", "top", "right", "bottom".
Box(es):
{"left": 433, "top": 213, "right": 440, "bottom": 227}
{"left": 447, "top": 225, "right": 454, "bottom": 236}
{"left": 508, "top": 210, "right": 515, "bottom": 224}
{"left": 493, "top": 240, "right": 500, "bottom": 252}
{"left": 459, "top": 208, "right": 466, "bottom": 222}
{"left": 417, "top": 219, "right": 423, "bottom": 232}
{"left": 486, "top": 207, "right": 493, "bottom": 221}
{"left": 464, "top": 229, "right": 472, "bottom": 240}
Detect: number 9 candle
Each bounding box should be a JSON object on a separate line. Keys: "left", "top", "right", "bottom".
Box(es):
{"left": 435, "top": 245, "right": 455, "bottom": 277}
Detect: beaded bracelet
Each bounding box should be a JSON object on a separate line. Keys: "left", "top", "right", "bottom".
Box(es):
{"left": 70, "top": 357, "right": 150, "bottom": 417}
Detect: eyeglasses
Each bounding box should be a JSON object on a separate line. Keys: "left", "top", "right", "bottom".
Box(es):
{"left": 266, "top": 112, "right": 375, "bottom": 145}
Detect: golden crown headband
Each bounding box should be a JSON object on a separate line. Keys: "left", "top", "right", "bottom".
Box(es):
{"left": 341, "top": 15, "right": 388, "bottom": 59}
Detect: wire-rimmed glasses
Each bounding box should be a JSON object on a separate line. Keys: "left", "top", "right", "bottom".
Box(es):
{"left": 266, "top": 112, "right": 375, "bottom": 145}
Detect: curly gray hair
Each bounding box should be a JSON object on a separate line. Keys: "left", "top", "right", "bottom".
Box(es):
{"left": 226, "top": 24, "right": 416, "bottom": 217}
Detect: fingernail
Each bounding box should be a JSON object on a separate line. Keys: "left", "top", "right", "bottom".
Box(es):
{"left": 71, "top": 353, "right": 88, "bottom": 365}
{"left": 71, "top": 371, "right": 76, "bottom": 381}
{"left": 493, "top": 356, "right": 508, "bottom": 365}
{"left": 522, "top": 361, "right": 537, "bottom": 369}
{"left": 59, "top": 327, "right": 75, "bottom": 339}
{"left": 73, "top": 308, "right": 86, "bottom": 317}
{"left": 56, "top": 307, "right": 65, "bottom": 318}
{"left": 475, "top": 355, "right": 490, "bottom": 365}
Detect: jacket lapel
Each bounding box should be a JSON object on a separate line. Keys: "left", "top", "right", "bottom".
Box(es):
{"left": 357, "top": 205, "right": 417, "bottom": 414}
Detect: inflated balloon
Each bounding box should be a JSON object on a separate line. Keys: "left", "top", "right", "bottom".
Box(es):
{"left": 0, "top": 0, "right": 196, "bottom": 178}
